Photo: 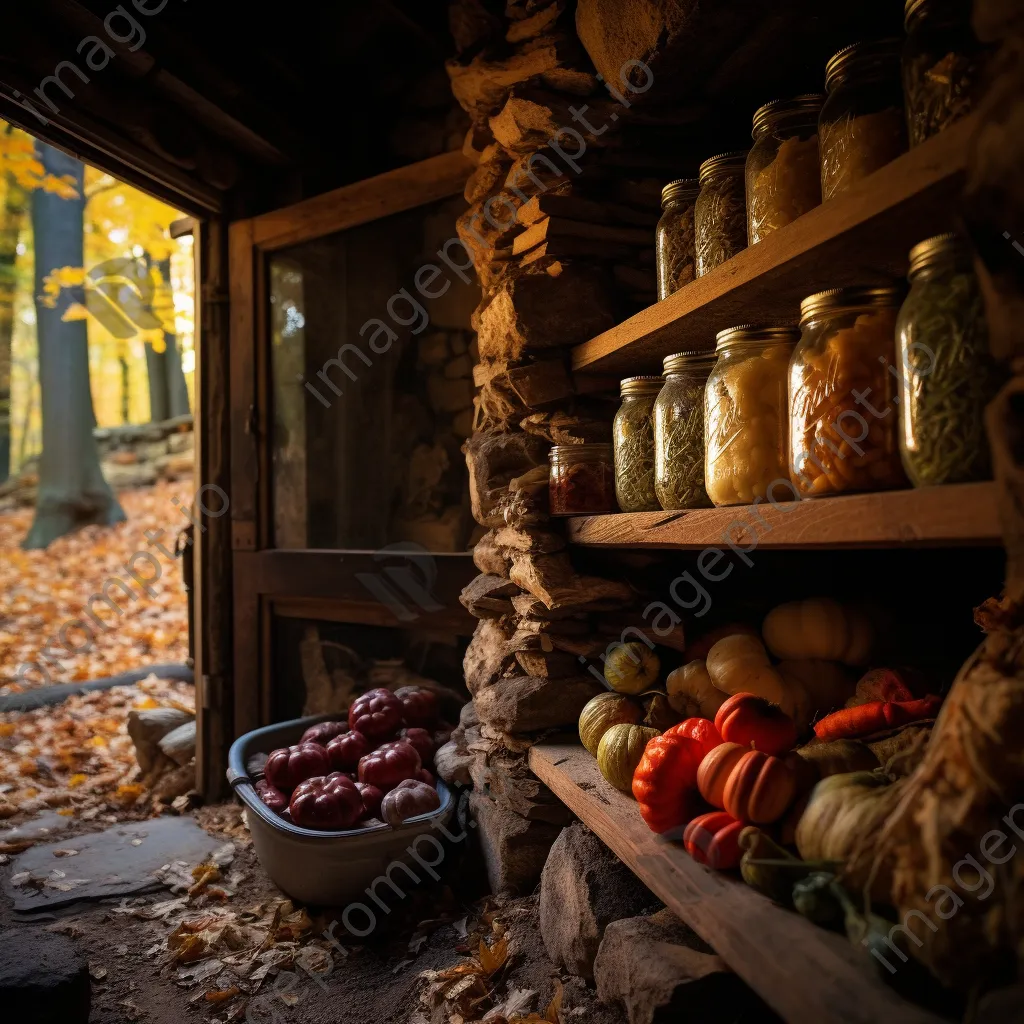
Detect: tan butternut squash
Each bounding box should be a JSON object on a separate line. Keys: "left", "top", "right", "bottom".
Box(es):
{"left": 705, "top": 633, "right": 788, "bottom": 706}
{"left": 762, "top": 598, "right": 874, "bottom": 665}
{"left": 665, "top": 660, "right": 727, "bottom": 719}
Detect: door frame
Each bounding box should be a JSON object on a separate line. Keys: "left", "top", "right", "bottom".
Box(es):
{"left": 226, "top": 150, "right": 478, "bottom": 743}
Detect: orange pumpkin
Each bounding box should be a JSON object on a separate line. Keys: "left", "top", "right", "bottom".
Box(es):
{"left": 632, "top": 733, "right": 704, "bottom": 837}
{"left": 665, "top": 717, "right": 722, "bottom": 759}
{"left": 723, "top": 749, "right": 798, "bottom": 825}
{"left": 683, "top": 811, "right": 745, "bottom": 870}
{"left": 696, "top": 742, "right": 747, "bottom": 808}
{"left": 714, "top": 693, "right": 797, "bottom": 756}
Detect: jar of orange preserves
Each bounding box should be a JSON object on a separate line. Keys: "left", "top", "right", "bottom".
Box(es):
{"left": 789, "top": 286, "right": 909, "bottom": 497}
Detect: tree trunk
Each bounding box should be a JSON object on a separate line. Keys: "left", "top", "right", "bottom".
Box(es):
{"left": 158, "top": 256, "right": 190, "bottom": 418}
{"left": 144, "top": 338, "right": 170, "bottom": 422}
{"left": 0, "top": 153, "right": 28, "bottom": 483}
{"left": 119, "top": 352, "right": 130, "bottom": 424}
{"left": 23, "top": 142, "right": 124, "bottom": 550}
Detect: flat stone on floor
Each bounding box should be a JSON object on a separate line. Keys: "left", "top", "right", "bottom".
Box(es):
{"left": 5, "top": 815, "right": 222, "bottom": 912}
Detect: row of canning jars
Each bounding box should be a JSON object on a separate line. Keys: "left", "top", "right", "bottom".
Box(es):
{"left": 656, "top": 0, "right": 989, "bottom": 301}
{"left": 569, "top": 233, "right": 1000, "bottom": 517}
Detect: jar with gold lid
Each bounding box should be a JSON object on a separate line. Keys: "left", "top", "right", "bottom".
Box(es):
{"left": 746, "top": 96, "right": 824, "bottom": 244}
{"left": 654, "top": 352, "right": 717, "bottom": 510}
{"left": 549, "top": 444, "right": 617, "bottom": 516}
{"left": 903, "top": 0, "right": 990, "bottom": 146}
{"left": 695, "top": 152, "right": 749, "bottom": 277}
{"left": 897, "top": 233, "right": 1000, "bottom": 486}
{"left": 705, "top": 326, "right": 797, "bottom": 507}
{"left": 614, "top": 376, "right": 664, "bottom": 512}
{"left": 656, "top": 179, "right": 700, "bottom": 300}
{"left": 820, "top": 41, "right": 908, "bottom": 201}
{"left": 790, "top": 286, "right": 908, "bottom": 498}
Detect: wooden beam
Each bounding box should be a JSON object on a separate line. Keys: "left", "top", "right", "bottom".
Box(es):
{"left": 566, "top": 482, "right": 1001, "bottom": 551}
{"left": 0, "top": 87, "right": 223, "bottom": 214}
{"left": 250, "top": 151, "right": 475, "bottom": 250}
{"left": 228, "top": 218, "right": 258, "bottom": 531}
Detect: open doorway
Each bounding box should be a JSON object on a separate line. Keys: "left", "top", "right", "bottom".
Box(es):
{"left": 0, "top": 124, "right": 199, "bottom": 816}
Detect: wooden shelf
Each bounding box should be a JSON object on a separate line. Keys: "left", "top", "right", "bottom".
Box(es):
{"left": 572, "top": 117, "right": 975, "bottom": 376}
{"left": 567, "top": 482, "right": 1000, "bottom": 550}
{"left": 530, "top": 743, "right": 943, "bottom": 1024}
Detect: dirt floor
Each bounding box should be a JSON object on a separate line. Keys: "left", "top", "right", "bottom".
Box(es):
{"left": 1, "top": 797, "right": 627, "bottom": 1024}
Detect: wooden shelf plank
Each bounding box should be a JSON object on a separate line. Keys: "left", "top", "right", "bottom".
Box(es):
{"left": 530, "top": 742, "right": 943, "bottom": 1024}
{"left": 566, "top": 482, "right": 1000, "bottom": 550}
{"left": 572, "top": 117, "right": 975, "bottom": 376}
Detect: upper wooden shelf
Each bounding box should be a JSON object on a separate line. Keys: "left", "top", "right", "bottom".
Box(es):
{"left": 566, "top": 482, "right": 1000, "bottom": 550}
{"left": 530, "top": 743, "right": 944, "bottom": 1024}
{"left": 571, "top": 117, "right": 975, "bottom": 375}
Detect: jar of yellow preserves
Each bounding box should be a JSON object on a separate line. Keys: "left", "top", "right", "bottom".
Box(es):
{"left": 790, "top": 286, "right": 909, "bottom": 497}
{"left": 819, "top": 41, "right": 907, "bottom": 201}
{"left": 746, "top": 95, "right": 824, "bottom": 244}
{"left": 705, "top": 326, "right": 798, "bottom": 506}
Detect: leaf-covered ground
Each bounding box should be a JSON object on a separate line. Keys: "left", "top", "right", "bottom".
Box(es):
{"left": 0, "top": 478, "right": 192, "bottom": 694}
{"left": 0, "top": 674, "right": 195, "bottom": 832}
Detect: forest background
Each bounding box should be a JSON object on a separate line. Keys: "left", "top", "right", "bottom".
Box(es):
{"left": 0, "top": 120, "right": 194, "bottom": 487}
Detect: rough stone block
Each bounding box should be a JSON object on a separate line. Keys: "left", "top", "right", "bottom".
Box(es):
{"left": 0, "top": 931, "right": 90, "bottom": 1023}
{"left": 540, "top": 824, "right": 658, "bottom": 979}
{"left": 474, "top": 674, "right": 604, "bottom": 734}
{"left": 470, "top": 790, "right": 561, "bottom": 895}
{"left": 594, "top": 910, "right": 746, "bottom": 1024}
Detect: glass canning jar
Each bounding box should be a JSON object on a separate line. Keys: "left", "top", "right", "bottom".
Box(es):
{"left": 654, "top": 352, "right": 718, "bottom": 510}
{"left": 903, "top": 0, "right": 990, "bottom": 146}
{"left": 549, "top": 444, "right": 617, "bottom": 516}
{"left": 695, "top": 152, "right": 749, "bottom": 277}
{"left": 820, "top": 41, "right": 908, "bottom": 202}
{"left": 613, "top": 376, "right": 664, "bottom": 512}
{"left": 746, "top": 95, "right": 824, "bottom": 244}
{"left": 705, "top": 326, "right": 798, "bottom": 507}
{"left": 897, "top": 234, "right": 1000, "bottom": 486}
{"left": 656, "top": 179, "right": 700, "bottom": 300}
{"left": 790, "top": 286, "right": 909, "bottom": 498}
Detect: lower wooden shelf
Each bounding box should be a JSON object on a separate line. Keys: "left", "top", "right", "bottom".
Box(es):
{"left": 529, "top": 742, "right": 943, "bottom": 1024}
{"left": 566, "top": 481, "right": 1000, "bottom": 550}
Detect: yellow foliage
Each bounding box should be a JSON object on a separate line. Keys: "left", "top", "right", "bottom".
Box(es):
{"left": 0, "top": 129, "right": 80, "bottom": 198}
{"left": 61, "top": 302, "right": 89, "bottom": 322}
{"left": 38, "top": 265, "right": 86, "bottom": 309}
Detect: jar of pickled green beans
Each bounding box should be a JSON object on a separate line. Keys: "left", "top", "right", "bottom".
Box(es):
{"left": 654, "top": 351, "right": 717, "bottom": 509}
{"left": 613, "top": 376, "right": 663, "bottom": 512}
{"left": 896, "top": 233, "right": 1001, "bottom": 486}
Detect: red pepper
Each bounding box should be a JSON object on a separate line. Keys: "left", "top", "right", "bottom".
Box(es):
{"left": 813, "top": 695, "right": 942, "bottom": 742}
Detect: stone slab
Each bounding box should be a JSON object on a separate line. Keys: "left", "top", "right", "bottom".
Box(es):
{"left": 6, "top": 816, "right": 220, "bottom": 912}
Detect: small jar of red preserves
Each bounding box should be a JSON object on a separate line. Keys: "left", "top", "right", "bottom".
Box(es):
{"left": 548, "top": 443, "right": 617, "bottom": 516}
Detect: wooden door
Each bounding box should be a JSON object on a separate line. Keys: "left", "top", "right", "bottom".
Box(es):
{"left": 225, "top": 152, "right": 480, "bottom": 747}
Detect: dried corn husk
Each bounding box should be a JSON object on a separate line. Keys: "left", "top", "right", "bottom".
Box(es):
{"left": 863, "top": 721, "right": 933, "bottom": 777}
{"left": 843, "top": 633, "right": 1024, "bottom": 989}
